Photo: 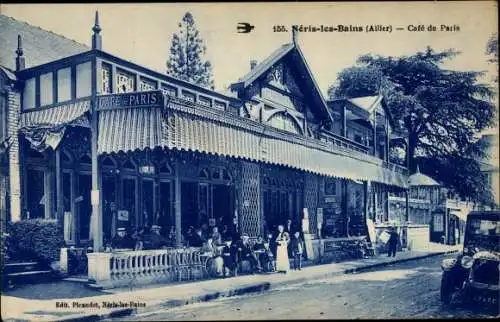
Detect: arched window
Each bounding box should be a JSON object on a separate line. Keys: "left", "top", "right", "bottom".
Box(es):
{"left": 80, "top": 154, "right": 91, "bottom": 164}
{"left": 268, "top": 112, "right": 303, "bottom": 135}
{"left": 159, "top": 162, "right": 172, "bottom": 175}
{"left": 199, "top": 168, "right": 209, "bottom": 179}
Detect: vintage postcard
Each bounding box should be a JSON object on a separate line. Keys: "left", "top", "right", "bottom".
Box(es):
{"left": 0, "top": 1, "right": 498, "bottom": 320}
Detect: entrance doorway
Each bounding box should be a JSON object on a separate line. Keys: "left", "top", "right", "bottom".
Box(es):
{"left": 102, "top": 175, "right": 116, "bottom": 241}
{"left": 142, "top": 179, "right": 154, "bottom": 227}
{"left": 181, "top": 181, "right": 198, "bottom": 233}
{"left": 78, "top": 174, "right": 92, "bottom": 241}
{"left": 213, "top": 184, "right": 233, "bottom": 227}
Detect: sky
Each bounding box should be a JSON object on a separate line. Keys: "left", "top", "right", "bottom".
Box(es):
{"left": 1, "top": 2, "right": 497, "bottom": 96}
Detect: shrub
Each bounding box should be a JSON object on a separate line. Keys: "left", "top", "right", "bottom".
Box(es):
{"left": 7, "top": 219, "right": 64, "bottom": 264}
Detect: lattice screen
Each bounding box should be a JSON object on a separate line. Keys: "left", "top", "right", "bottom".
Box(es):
{"left": 238, "top": 161, "right": 261, "bottom": 237}
{"left": 304, "top": 173, "right": 319, "bottom": 235}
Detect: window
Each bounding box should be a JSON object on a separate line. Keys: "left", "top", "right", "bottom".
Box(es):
{"left": 40, "top": 73, "right": 53, "bottom": 106}
{"left": 198, "top": 96, "right": 211, "bottom": 107}
{"left": 161, "top": 84, "right": 177, "bottom": 97}
{"left": 433, "top": 213, "right": 444, "bottom": 232}
{"left": 116, "top": 70, "right": 135, "bottom": 93}
{"left": 101, "top": 64, "right": 112, "bottom": 94}
{"left": 57, "top": 68, "right": 72, "bottom": 102}
{"left": 76, "top": 62, "right": 92, "bottom": 98}
{"left": 23, "top": 78, "right": 36, "bottom": 110}
{"left": 140, "top": 77, "right": 156, "bottom": 91}
{"left": 181, "top": 91, "right": 195, "bottom": 103}
{"left": 324, "top": 178, "right": 337, "bottom": 196}
{"left": 214, "top": 101, "right": 226, "bottom": 111}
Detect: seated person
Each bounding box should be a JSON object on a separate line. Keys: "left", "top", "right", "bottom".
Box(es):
{"left": 143, "top": 225, "right": 169, "bottom": 250}
{"left": 202, "top": 238, "right": 224, "bottom": 276}
{"left": 238, "top": 234, "right": 261, "bottom": 273}
{"left": 221, "top": 240, "right": 236, "bottom": 277}
{"left": 260, "top": 241, "right": 275, "bottom": 272}
{"left": 111, "top": 228, "right": 135, "bottom": 250}
{"left": 211, "top": 226, "right": 223, "bottom": 245}
{"left": 189, "top": 228, "right": 206, "bottom": 248}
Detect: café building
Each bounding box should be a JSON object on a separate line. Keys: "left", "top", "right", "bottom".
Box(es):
{"left": 0, "top": 13, "right": 408, "bottom": 287}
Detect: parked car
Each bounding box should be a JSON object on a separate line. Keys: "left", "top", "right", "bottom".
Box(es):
{"left": 440, "top": 211, "right": 499, "bottom": 308}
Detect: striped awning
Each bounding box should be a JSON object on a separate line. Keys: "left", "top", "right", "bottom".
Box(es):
{"left": 96, "top": 103, "right": 407, "bottom": 188}
{"left": 164, "top": 110, "right": 407, "bottom": 187}
{"left": 19, "top": 100, "right": 91, "bottom": 151}
{"left": 19, "top": 100, "right": 91, "bottom": 130}
{"left": 98, "top": 107, "right": 164, "bottom": 154}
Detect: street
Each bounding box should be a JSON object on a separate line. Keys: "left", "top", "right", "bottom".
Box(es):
{"left": 117, "top": 255, "right": 498, "bottom": 320}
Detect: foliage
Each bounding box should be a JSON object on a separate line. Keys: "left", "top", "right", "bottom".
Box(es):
{"left": 486, "top": 33, "right": 498, "bottom": 83}
{"left": 166, "top": 12, "right": 215, "bottom": 89}
{"left": 328, "top": 47, "right": 497, "bottom": 203}
{"left": 7, "top": 219, "right": 64, "bottom": 264}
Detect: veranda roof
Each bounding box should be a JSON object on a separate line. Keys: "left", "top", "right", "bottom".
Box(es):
{"left": 97, "top": 97, "right": 408, "bottom": 188}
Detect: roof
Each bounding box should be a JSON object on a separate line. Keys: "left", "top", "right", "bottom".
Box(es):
{"left": 348, "top": 95, "right": 383, "bottom": 115}
{"left": 0, "top": 14, "right": 89, "bottom": 70}
{"left": 230, "top": 42, "right": 332, "bottom": 122}
{"left": 408, "top": 166, "right": 440, "bottom": 187}
{"left": 233, "top": 43, "right": 294, "bottom": 87}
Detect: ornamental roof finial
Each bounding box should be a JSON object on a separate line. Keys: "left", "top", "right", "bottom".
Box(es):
{"left": 15, "top": 34, "right": 25, "bottom": 71}
{"left": 93, "top": 10, "right": 101, "bottom": 34}
{"left": 92, "top": 10, "right": 102, "bottom": 50}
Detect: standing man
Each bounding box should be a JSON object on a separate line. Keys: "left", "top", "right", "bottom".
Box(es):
{"left": 387, "top": 227, "right": 400, "bottom": 257}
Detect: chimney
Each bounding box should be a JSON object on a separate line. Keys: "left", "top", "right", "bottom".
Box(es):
{"left": 250, "top": 60, "right": 258, "bottom": 70}
{"left": 91, "top": 10, "right": 102, "bottom": 50}
{"left": 15, "top": 34, "right": 25, "bottom": 71}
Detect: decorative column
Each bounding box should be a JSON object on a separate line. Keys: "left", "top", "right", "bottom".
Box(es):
{"left": 174, "top": 161, "right": 182, "bottom": 246}
{"left": 55, "top": 147, "right": 63, "bottom": 227}
{"left": 90, "top": 13, "right": 103, "bottom": 251}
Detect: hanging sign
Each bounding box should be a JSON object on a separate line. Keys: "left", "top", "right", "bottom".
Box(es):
{"left": 97, "top": 90, "right": 164, "bottom": 110}
{"left": 117, "top": 210, "right": 129, "bottom": 221}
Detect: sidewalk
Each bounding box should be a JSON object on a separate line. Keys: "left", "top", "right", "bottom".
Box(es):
{"left": 1, "top": 244, "right": 460, "bottom": 322}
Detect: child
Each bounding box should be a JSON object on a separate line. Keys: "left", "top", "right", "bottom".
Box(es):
{"left": 290, "top": 231, "right": 304, "bottom": 270}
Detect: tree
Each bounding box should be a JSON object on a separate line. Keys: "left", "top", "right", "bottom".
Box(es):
{"left": 166, "top": 12, "right": 214, "bottom": 89}
{"left": 486, "top": 33, "right": 498, "bottom": 83}
{"left": 329, "top": 47, "right": 497, "bottom": 203}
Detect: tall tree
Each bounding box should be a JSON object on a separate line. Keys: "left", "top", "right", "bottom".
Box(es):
{"left": 166, "top": 12, "right": 214, "bottom": 89}
{"left": 329, "top": 47, "right": 497, "bottom": 203}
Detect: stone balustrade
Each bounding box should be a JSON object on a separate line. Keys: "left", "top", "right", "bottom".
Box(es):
{"left": 87, "top": 247, "right": 211, "bottom": 289}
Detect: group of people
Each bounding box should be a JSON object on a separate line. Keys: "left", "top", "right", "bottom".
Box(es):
{"left": 108, "top": 225, "right": 176, "bottom": 251}
{"left": 107, "top": 218, "right": 307, "bottom": 277}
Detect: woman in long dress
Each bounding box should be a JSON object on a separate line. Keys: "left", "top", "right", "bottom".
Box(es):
{"left": 275, "top": 225, "right": 290, "bottom": 273}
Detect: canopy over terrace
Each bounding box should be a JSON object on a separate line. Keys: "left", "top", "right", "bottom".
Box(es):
{"left": 96, "top": 91, "right": 408, "bottom": 188}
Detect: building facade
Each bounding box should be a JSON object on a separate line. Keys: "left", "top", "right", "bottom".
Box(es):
{"left": 0, "top": 14, "right": 408, "bottom": 256}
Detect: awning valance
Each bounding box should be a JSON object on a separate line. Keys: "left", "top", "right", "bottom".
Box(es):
{"left": 450, "top": 210, "right": 467, "bottom": 222}
{"left": 19, "top": 100, "right": 90, "bottom": 151}
{"left": 96, "top": 102, "right": 407, "bottom": 188}
{"left": 98, "top": 107, "right": 164, "bottom": 154}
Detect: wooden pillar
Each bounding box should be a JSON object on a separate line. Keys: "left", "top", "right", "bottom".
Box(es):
{"left": 175, "top": 161, "right": 182, "bottom": 246}
{"left": 91, "top": 57, "right": 103, "bottom": 252}
{"left": 55, "top": 147, "right": 63, "bottom": 227}
{"left": 405, "top": 190, "right": 409, "bottom": 223}
{"left": 342, "top": 179, "right": 348, "bottom": 236}
{"left": 374, "top": 185, "right": 378, "bottom": 222}
{"left": 373, "top": 114, "right": 377, "bottom": 157}
{"left": 385, "top": 117, "right": 390, "bottom": 162}
{"left": 364, "top": 181, "right": 370, "bottom": 222}
{"left": 342, "top": 104, "right": 347, "bottom": 137}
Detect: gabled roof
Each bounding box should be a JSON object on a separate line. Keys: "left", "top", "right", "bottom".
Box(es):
{"left": 230, "top": 42, "right": 332, "bottom": 122}
{"left": 348, "top": 95, "right": 383, "bottom": 116}
{"left": 0, "top": 14, "right": 89, "bottom": 71}
{"left": 233, "top": 43, "right": 294, "bottom": 87}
